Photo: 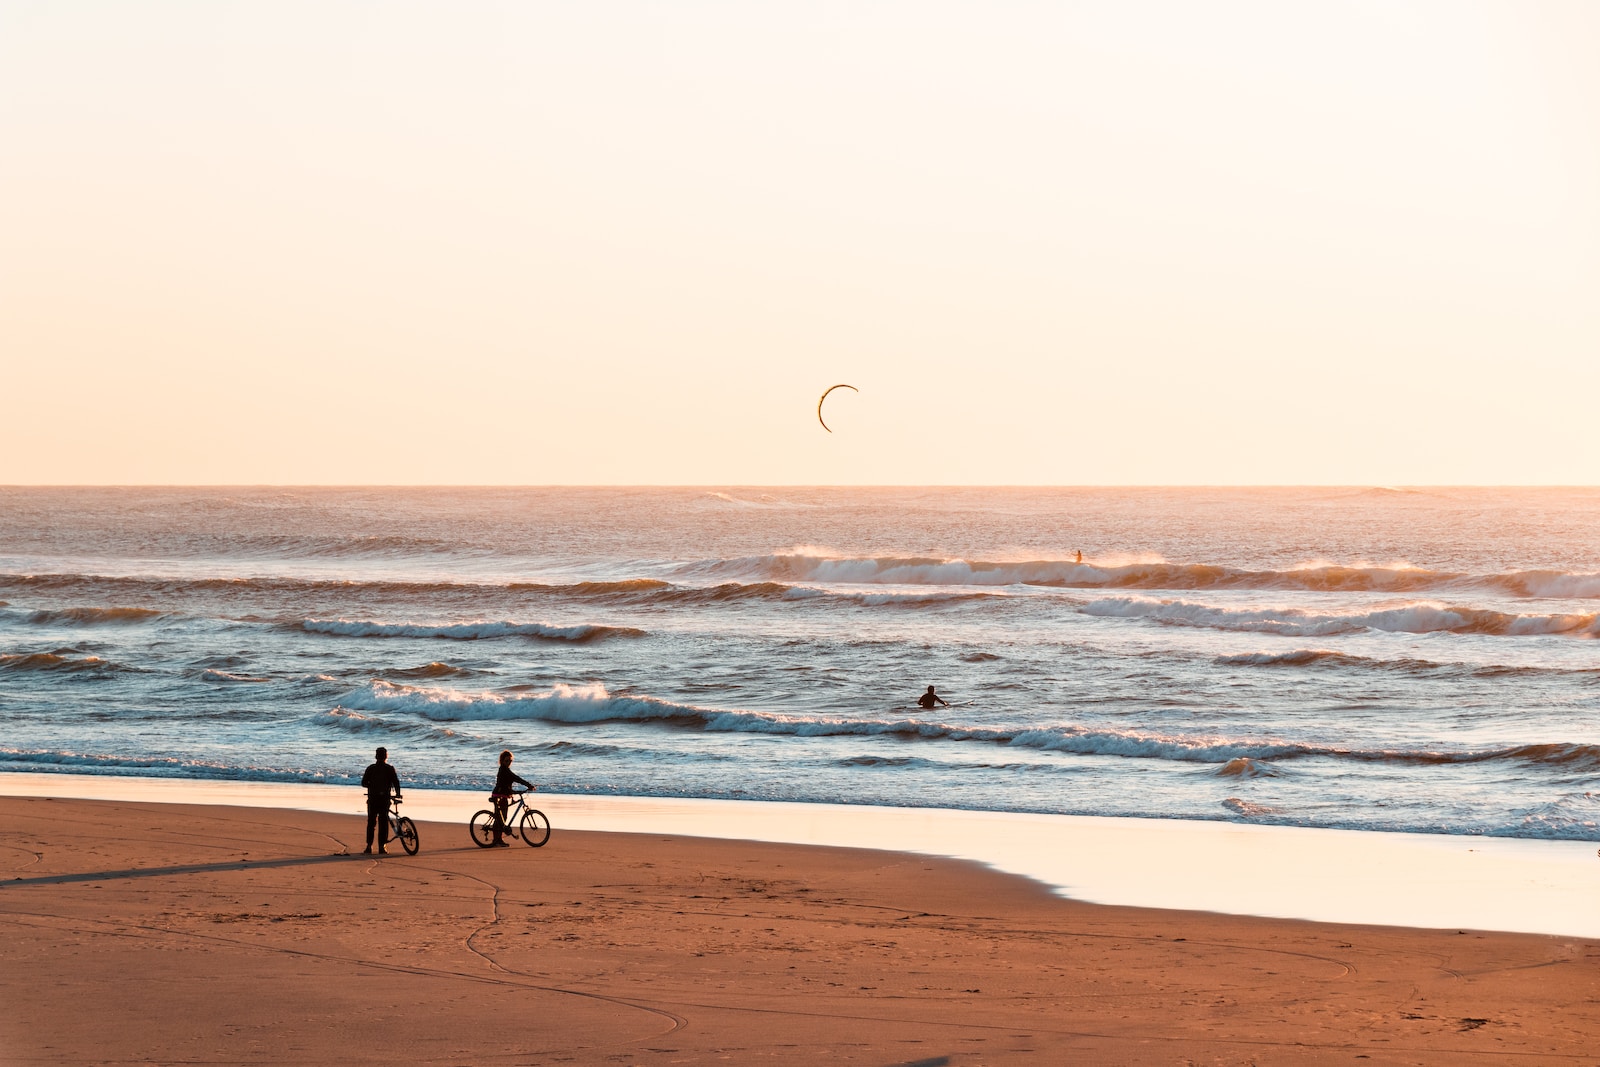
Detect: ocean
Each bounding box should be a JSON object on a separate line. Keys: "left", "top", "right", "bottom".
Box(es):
{"left": 2, "top": 486, "right": 1598, "bottom": 843}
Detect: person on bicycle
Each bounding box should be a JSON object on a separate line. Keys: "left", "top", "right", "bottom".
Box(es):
{"left": 490, "top": 749, "right": 533, "bottom": 847}
{"left": 360, "top": 746, "right": 402, "bottom": 854}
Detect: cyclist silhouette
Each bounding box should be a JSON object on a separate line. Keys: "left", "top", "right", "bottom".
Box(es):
{"left": 360, "top": 746, "right": 402, "bottom": 854}
{"left": 490, "top": 750, "right": 533, "bottom": 847}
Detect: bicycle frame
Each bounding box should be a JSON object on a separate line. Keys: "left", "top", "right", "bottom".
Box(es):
{"left": 496, "top": 792, "right": 532, "bottom": 835}
{"left": 364, "top": 793, "right": 420, "bottom": 855}
{"left": 470, "top": 790, "right": 551, "bottom": 848}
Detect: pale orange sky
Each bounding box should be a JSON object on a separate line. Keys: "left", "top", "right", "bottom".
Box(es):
{"left": 3, "top": 1, "right": 1597, "bottom": 485}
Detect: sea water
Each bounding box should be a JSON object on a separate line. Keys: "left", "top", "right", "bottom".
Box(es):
{"left": 2, "top": 486, "right": 1598, "bottom": 843}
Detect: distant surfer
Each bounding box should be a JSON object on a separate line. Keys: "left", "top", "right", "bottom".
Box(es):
{"left": 916, "top": 685, "right": 948, "bottom": 710}
{"left": 1075, "top": 550, "right": 1082, "bottom": 564}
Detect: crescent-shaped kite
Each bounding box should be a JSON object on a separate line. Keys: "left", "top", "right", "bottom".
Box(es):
{"left": 817, "top": 383, "right": 858, "bottom": 433}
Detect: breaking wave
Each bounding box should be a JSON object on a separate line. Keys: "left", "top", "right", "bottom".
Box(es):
{"left": 1084, "top": 597, "right": 1598, "bottom": 637}
{"left": 332, "top": 681, "right": 1600, "bottom": 772}
{"left": 0, "top": 571, "right": 992, "bottom": 612}
{"left": 297, "top": 618, "right": 645, "bottom": 642}
{"left": 670, "top": 552, "right": 1600, "bottom": 599}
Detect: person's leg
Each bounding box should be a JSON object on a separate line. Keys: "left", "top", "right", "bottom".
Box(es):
{"left": 377, "top": 806, "right": 390, "bottom": 851}
{"left": 365, "top": 808, "right": 378, "bottom": 852}
{"left": 492, "top": 797, "right": 507, "bottom": 844}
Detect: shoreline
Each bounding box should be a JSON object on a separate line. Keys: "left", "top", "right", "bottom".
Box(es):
{"left": 3, "top": 793, "right": 1598, "bottom": 1064}
{"left": 4, "top": 770, "right": 1598, "bottom": 937}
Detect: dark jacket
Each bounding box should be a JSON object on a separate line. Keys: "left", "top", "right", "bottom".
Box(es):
{"left": 362, "top": 762, "right": 400, "bottom": 807}
{"left": 493, "top": 766, "right": 531, "bottom": 796}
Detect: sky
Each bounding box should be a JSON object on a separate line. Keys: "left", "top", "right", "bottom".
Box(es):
{"left": 3, "top": 0, "right": 1597, "bottom": 485}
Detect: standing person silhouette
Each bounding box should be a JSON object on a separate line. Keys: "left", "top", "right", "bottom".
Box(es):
{"left": 917, "top": 685, "right": 949, "bottom": 710}
{"left": 490, "top": 749, "right": 533, "bottom": 847}
{"left": 360, "top": 746, "right": 402, "bottom": 854}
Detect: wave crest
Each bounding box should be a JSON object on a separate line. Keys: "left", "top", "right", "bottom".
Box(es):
{"left": 197, "top": 669, "right": 269, "bottom": 683}
{"left": 508, "top": 579, "right": 671, "bottom": 597}
{"left": 384, "top": 661, "right": 481, "bottom": 679}
{"left": 670, "top": 552, "right": 1600, "bottom": 599}
{"left": 26, "top": 606, "right": 166, "bottom": 626}
{"left": 1085, "top": 596, "right": 1598, "bottom": 637}
{"left": 0, "top": 651, "right": 138, "bottom": 674}
{"left": 333, "top": 681, "right": 1600, "bottom": 780}
{"left": 1216, "top": 757, "right": 1284, "bottom": 778}
{"left": 298, "top": 618, "right": 644, "bottom": 642}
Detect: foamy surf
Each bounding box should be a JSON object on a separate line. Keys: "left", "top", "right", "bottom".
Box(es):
{"left": 6, "top": 485, "right": 1600, "bottom": 844}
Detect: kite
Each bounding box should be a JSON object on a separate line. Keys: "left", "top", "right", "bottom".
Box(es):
{"left": 817, "top": 384, "right": 858, "bottom": 433}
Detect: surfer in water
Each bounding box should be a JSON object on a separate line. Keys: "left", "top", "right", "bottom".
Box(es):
{"left": 916, "top": 685, "right": 949, "bottom": 710}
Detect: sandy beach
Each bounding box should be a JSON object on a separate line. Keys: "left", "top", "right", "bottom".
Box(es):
{"left": 3, "top": 796, "right": 1598, "bottom": 1064}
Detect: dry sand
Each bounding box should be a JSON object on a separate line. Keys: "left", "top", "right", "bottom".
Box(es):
{"left": 1, "top": 796, "right": 1597, "bottom": 1065}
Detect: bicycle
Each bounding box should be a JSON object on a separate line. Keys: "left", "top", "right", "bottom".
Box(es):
{"left": 470, "top": 789, "right": 550, "bottom": 848}
{"left": 367, "top": 794, "right": 420, "bottom": 855}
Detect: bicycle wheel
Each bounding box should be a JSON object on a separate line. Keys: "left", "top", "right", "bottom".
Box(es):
{"left": 396, "top": 817, "right": 420, "bottom": 855}
{"left": 469, "top": 810, "right": 499, "bottom": 848}
{"left": 519, "top": 809, "right": 550, "bottom": 847}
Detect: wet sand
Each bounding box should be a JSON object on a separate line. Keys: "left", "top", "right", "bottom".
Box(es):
{"left": 2, "top": 797, "right": 1598, "bottom": 1064}
{"left": 5, "top": 772, "right": 1596, "bottom": 937}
